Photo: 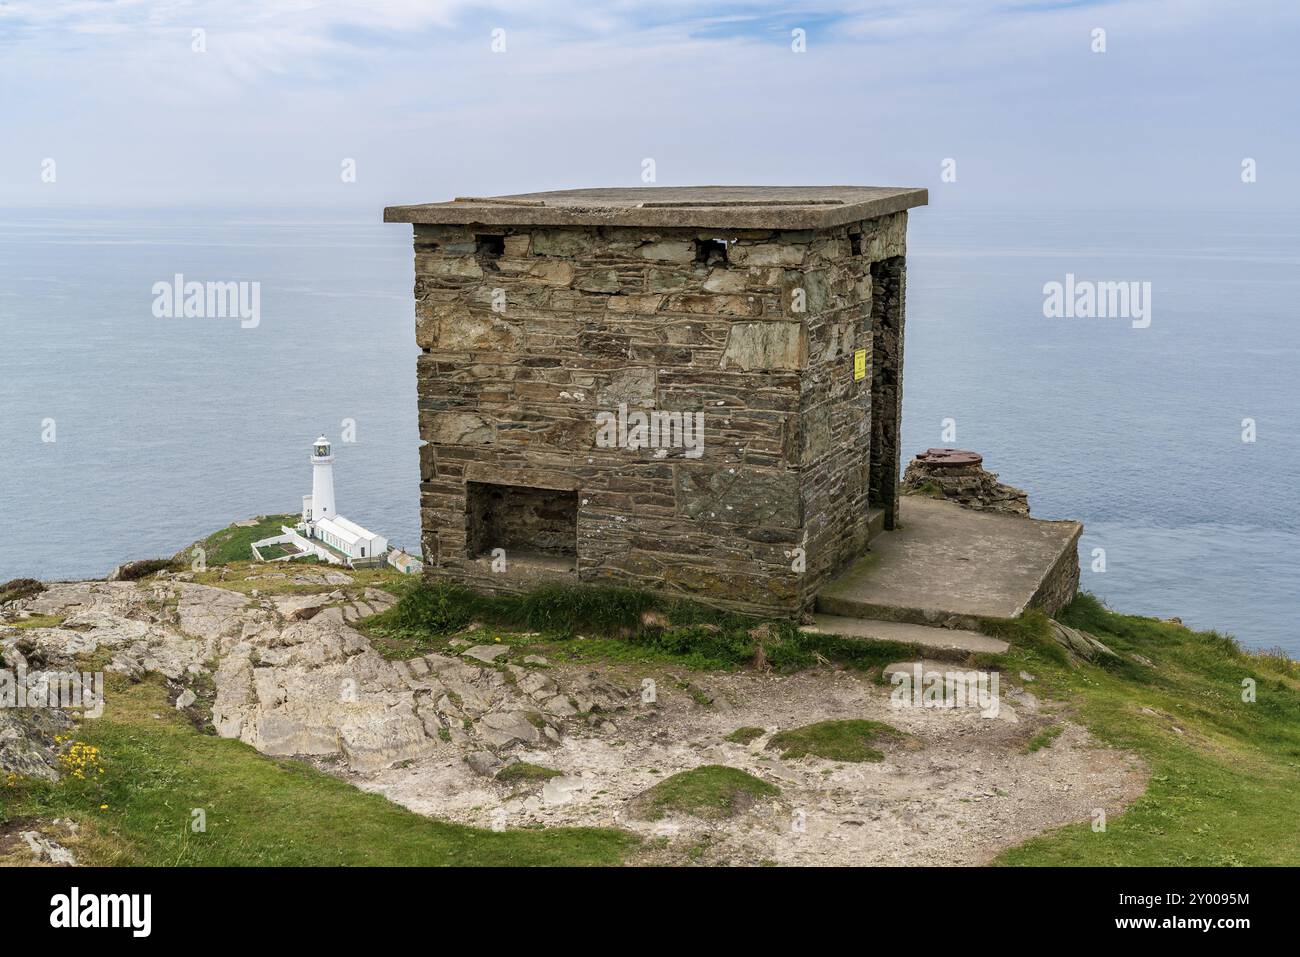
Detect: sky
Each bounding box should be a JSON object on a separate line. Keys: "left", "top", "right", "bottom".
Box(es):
{"left": 0, "top": 0, "right": 1296, "bottom": 210}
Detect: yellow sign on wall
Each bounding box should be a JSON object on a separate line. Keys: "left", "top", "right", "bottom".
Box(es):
{"left": 853, "top": 348, "right": 867, "bottom": 381}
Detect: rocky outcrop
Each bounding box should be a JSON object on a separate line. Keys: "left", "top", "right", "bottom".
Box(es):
{"left": 902, "top": 449, "right": 1030, "bottom": 516}
{"left": 1048, "top": 620, "right": 1119, "bottom": 663}
{"left": 0, "top": 578, "right": 45, "bottom": 605}
{"left": 2, "top": 573, "right": 637, "bottom": 777}
{"left": 0, "top": 707, "right": 73, "bottom": 781}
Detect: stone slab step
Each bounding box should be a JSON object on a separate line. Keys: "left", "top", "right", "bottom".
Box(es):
{"left": 815, "top": 497, "right": 1083, "bottom": 626}
{"left": 799, "top": 614, "right": 1009, "bottom": 658}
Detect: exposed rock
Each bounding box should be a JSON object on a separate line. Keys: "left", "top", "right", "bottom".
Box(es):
{"left": 20, "top": 830, "right": 77, "bottom": 866}
{"left": 1048, "top": 620, "right": 1119, "bottom": 662}
{"left": 517, "top": 671, "right": 557, "bottom": 698}
{"left": 107, "top": 559, "right": 175, "bottom": 582}
{"left": 541, "top": 694, "right": 578, "bottom": 717}
{"left": 0, "top": 708, "right": 73, "bottom": 781}
{"left": 0, "top": 578, "right": 46, "bottom": 604}
{"left": 466, "top": 750, "right": 504, "bottom": 777}
{"left": 476, "top": 711, "right": 541, "bottom": 747}
{"left": 462, "top": 644, "right": 509, "bottom": 664}
{"left": 902, "top": 451, "right": 1030, "bottom": 516}
{"left": 0, "top": 575, "right": 641, "bottom": 785}
{"left": 339, "top": 707, "right": 435, "bottom": 773}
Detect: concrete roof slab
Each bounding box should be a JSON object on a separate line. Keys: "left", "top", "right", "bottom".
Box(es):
{"left": 384, "top": 185, "right": 928, "bottom": 230}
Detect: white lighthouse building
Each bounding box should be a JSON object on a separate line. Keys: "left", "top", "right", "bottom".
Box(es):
{"left": 253, "top": 435, "right": 392, "bottom": 568}
{"left": 303, "top": 435, "right": 336, "bottom": 522}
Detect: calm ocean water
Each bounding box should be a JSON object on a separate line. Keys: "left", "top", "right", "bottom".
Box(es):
{"left": 1, "top": 206, "right": 1295, "bottom": 653}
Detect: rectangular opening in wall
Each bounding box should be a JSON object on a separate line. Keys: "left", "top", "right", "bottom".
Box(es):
{"left": 467, "top": 481, "right": 578, "bottom": 568}
{"left": 694, "top": 238, "right": 729, "bottom": 264}
{"left": 868, "top": 256, "right": 905, "bottom": 530}
{"left": 474, "top": 234, "right": 505, "bottom": 258}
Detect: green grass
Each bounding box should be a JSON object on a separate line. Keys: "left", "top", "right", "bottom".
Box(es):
{"left": 766, "top": 719, "right": 902, "bottom": 763}
{"left": 364, "top": 580, "right": 922, "bottom": 674}
{"left": 0, "top": 578, "right": 46, "bottom": 605}
{"left": 496, "top": 762, "right": 563, "bottom": 784}
{"left": 725, "top": 727, "right": 765, "bottom": 745}
{"left": 188, "top": 560, "right": 403, "bottom": 598}
{"left": 3, "top": 613, "right": 66, "bottom": 630}
{"left": 177, "top": 515, "right": 300, "bottom": 567}
{"left": 630, "top": 765, "right": 780, "bottom": 821}
{"left": 1023, "top": 725, "right": 1063, "bottom": 754}
{"left": 995, "top": 593, "right": 1300, "bottom": 866}
{"left": 1, "top": 674, "right": 635, "bottom": 866}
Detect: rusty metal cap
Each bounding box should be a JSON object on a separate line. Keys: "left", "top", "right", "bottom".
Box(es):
{"left": 916, "top": 448, "right": 983, "bottom": 468}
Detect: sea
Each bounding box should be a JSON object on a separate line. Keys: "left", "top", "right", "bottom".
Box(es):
{"left": 1, "top": 206, "right": 1295, "bottom": 654}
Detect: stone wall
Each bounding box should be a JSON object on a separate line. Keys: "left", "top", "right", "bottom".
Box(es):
{"left": 410, "top": 213, "right": 908, "bottom": 616}
{"left": 1029, "top": 526, "right": 1084, "bottom": 617}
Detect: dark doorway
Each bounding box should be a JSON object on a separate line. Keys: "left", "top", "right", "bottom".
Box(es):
{"left": 868, "top": 256, "right": 905, "bottom": 529}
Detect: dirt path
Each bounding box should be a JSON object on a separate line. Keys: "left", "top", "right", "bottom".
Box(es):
{"left": 343, "top": 662, "right": 1147, "bottom": 866}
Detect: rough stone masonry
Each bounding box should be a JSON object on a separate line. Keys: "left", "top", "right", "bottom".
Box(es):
{"left": 385, "top": 186, "right": 929, "bottom": 617}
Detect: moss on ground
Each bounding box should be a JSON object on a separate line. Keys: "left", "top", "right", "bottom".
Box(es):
{"left": 496, "top": 762, "right": 562, "bottom": 784}
{"left": 630, "top": 765, "right": 779, "bottom": 821}
{"left": 3, "top": 614, "right": 66, "bottom": 630}
{"left": 725, "top": 727, "right": 765, "bottom": 745}
{"left": 766, "top": 719, "right": 902, "bottom": 763}
{"left": 187, "top": 560, "right": 404, "bottom": 598}
{"left": 1023, "top": 724, "right": 1063, "bottom": 754}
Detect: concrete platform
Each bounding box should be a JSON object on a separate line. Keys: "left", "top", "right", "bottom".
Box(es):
{"left": 816, "top": 497, "right": 1082, "bottom": 627}
{"left": 800, "top": 615, "right": 1008, "bottom": 659}
{"left": 384, "top": 185, "right": 929, "bottom": 230}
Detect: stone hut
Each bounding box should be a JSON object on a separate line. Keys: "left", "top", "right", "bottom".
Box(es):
{"left": 384, "top": 186, "right": 928, "bottom": 617}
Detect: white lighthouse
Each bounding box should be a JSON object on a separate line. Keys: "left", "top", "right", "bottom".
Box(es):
{"left": 305, "top": 435, "right": 336, "bottom": 521}
{"left": 254, "top": 433, "right": 398, "bottom": 569}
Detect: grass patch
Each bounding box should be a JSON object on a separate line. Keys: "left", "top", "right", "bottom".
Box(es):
{"left": 1023, "top": 725, "right": 1063, "bottom": 754}
{"left": 112, "top": 558, "right": 182, "bottom": 581}
{"left": 177, "top": 515, "right": 300, "bottom": 567}
{"left": 0, "top": 673, "right": 635, "bottom": 866}
{"left": 3, "top": 613, "right": 66, "bottom": 630}
{"left": 496, "top": 762, "right": 563, "bottom": 784}
{"left": 0, "top": 578, "right": 45, "bottom": 605}
{"left": 906, "top": 482, "right": 946, "bottom": 499}
{"left": 629, "top": 765, "right": 779, "bottom": 821}
{"left": 996, "top": 592, "right": 1300, "bottom": 866}
{"left": 187, "top": 560, "right": 403, "bottom": 598}
{"left": 725, "top": 727, "right": 765, "bottom": 745}
{"left": 766, "top": 719, "right": 902, "bottom": 763}
{"left": 363, "top": 580, "right": 923, "bottom": 674}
